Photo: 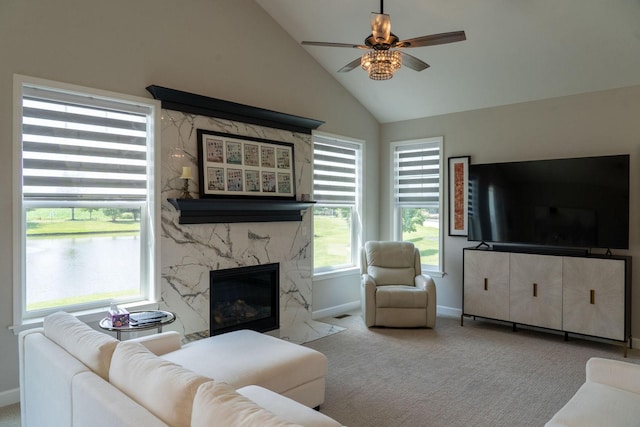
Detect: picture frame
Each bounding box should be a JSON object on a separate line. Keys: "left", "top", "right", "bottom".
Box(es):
{"left": 448, "top": 156, "right": 470, "bottom": 236}
{"left": 197, "top": 129, "right": 295, "bottom": 199}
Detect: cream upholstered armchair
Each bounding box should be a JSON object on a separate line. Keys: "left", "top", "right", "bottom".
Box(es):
{"left": 360, "top": 241, "right": 436, "bottom": 328}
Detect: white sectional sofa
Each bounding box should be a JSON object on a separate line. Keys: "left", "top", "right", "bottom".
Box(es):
{"left": 18, "top": 311, "right": 342, "bottom": 427}
{"left": 545, "top": 357, "right": 640, "bottom": 427}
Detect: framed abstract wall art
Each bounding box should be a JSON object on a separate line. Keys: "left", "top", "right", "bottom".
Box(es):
{"left": 196, "top": 129, "right": 295, "bottom": 199}
{"left": 448, "top": 156, "right": 470, "bottom": 236}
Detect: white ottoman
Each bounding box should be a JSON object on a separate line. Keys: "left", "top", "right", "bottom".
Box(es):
{"left": 161, "top": 329, "right": 327, "bottom": 408}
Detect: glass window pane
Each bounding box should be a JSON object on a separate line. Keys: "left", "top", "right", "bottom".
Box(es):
{"left": 400, "top": 207, "right": 440, "bottom": 268}
{"left": 313, "top": 206, "right": 352, "bottom": 270}
{"left": 25, "top": 207, "right": 141, "bottom": 311}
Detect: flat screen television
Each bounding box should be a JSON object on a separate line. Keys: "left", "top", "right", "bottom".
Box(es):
{"left": 467, "top": 154, "right": 630, "bottom": 250}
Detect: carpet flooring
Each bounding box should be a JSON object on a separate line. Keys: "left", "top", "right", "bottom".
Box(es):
{"left": 0, "top": 403, "right": 19, "bottom": 427}
{"left": 307, "top": 312, "right": 639, "bottom": 427}
{"left": 3, "top": 312, "right": 637, "bottom": 426}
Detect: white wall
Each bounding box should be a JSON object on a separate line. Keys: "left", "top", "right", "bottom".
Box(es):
{"left": 381, "top": 85, "right": 640, "bottom": 318}
{"left": 313, "top": 271, "right": 361, "bottom": 319}
{"left": 0, "top": 0, "right": 379, "bottom": 400}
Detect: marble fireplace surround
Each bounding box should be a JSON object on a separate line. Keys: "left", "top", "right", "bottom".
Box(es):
{"left": 155, "top": 87, "right": 344, "bottom": 344}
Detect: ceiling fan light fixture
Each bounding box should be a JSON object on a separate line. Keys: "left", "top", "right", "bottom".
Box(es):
{"left": 361, "top": 50, "right": 402, "bottom": 80}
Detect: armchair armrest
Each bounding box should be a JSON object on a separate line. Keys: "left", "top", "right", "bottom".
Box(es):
{"left": 416, "top": 274, "right": 437, "bottom": 327}
{"left": 362, "top": 273, "right": 377, "bottom": 289}
{"left": 415, "top": 274, "right": 436, "bottom": 293}
{"left": 586, "top": 357, "right": 640, "bottom": 395}
{"left": 128, "top": 331, "right": 182, "bottom": 355}
{"left": 415, "top": 275, "right": 427, "bottom": 289}
{"left": 361, "top": 274, "right": 378, "bottom": 327}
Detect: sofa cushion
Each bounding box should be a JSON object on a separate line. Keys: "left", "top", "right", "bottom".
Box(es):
{"left": 161, "top": 329, "right": 327, "bottom": 403}
{"left": 192, "top": 381, "right": 301, "bottom": 427}
{"left": 43, "top": 311, "right": 118, "bottom": 380}
{"left": 375, "top": 285, "right": 427, "bottom": 308}
{"left": 365, "top": 241, "right": 416, "bottom": 268}
{"left": 238, "top": 385, "right": 342, "bottom": 427}
{"left": 72, "top": 372, "right": 169, "bottom": 427}
{"left": 367, "top": 266, "right": 416, "bottom": 286}
{"left": 545, "top": 381, "right": 640, "bottom": 427}
{"left": 109, "top": 341, "right": 210, "bottom": 427}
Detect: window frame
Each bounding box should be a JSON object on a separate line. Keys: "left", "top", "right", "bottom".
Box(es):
{"left": 390, "top": 137, "right": 445, "bottom": 277}
{"left": 12, "top": 75, "right": 161, "bottom": 329}
{"left": 312, "top": 132, "right": 364, "bottom": 276}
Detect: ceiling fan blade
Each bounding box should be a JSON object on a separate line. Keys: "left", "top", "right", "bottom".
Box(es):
{"left": 400, "top": 52, "right": 430, "bottom": 72}
{"left": 396, "top": 31, "right": 466, "bottom": 48}
{"left": 302, "top": 41, "right": 369, "bottom": 50}
{"left": 371, "top": 13, "right": 391, "bottom": 43}
{"left": 337, "top": 57, "right": 363, "bottom": 73}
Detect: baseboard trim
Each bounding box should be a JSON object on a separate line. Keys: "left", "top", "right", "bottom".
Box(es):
{"left": 437, "top": 305, "right": 462, "bottom": 318}
{"left": 313, "top": 302, "right": 462, "bottom": 321}
{"left": 0, "top": 387, "right": 19, "bottom": 407}
{"left": 312, "top": 301, "right": 360, "bottom": 320}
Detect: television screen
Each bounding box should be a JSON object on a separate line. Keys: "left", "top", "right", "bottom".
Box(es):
{"left": 467, "top": 154, "right": 630, "bottom": 250}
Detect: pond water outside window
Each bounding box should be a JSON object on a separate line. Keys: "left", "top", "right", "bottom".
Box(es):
{"left": 25, "top": 207, "right": 142, "bottom": 311}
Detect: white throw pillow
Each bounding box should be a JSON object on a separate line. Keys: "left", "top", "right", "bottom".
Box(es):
{"left": 43, "top": 311, "right": 118, "bottom": 380}
{"left": 109, "top": 341, "right": 210, "bottom": 427}
{"left": 192, "top": 381, "right": 301, "bottom": 427}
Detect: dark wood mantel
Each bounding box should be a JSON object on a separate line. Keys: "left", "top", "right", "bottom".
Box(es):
{"left": 146, "top": 85, "right": 324, "bottom": 134}
{"left": 168, "top": 198, "right": 316, "bottom": 224}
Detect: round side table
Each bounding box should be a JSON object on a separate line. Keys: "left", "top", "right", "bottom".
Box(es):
{"left": 99, "top": 310, "right": 176, "bottom": 340}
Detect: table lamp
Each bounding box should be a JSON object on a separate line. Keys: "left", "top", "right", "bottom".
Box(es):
{"left": 180, "top": 166, "right": 194, "bottom": 199}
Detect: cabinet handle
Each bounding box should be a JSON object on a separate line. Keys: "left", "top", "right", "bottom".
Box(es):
{"left": 533, "top": 283, "right": 537, "bottom": 297}
{"left": 590, "top": 289, "right": 595, "bottom": 304}
{"left": 484, "top": 278, "right": 488, "bottom": 291}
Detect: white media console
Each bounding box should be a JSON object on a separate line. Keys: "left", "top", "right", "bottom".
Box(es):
{"left": 462, "top": 246, "right": 632, "bottom": 355}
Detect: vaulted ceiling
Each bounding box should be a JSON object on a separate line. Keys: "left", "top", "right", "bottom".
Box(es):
{"left": 256, "top": 0, "right": 640, "bottom": 123}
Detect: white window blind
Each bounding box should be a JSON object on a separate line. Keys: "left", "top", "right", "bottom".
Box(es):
{"left": 21, "top": 86, "right": 150, "bottom": 202}
{"left": 394, "top": 141, "right": 440, "bottom": 208}
{"left": 313, "top": 136, "right": 359, "bottom": 205}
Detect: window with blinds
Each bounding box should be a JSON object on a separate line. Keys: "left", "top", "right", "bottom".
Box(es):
{"left": 22, "top": 87, "right": 150, "bottom": 201}
{"left": 14, "top": 76, "right": 159, "bottom": 323}
{"left": 393, "top": 140, "right": 440, "bottom": 208}
{"left": 313, "top": 135, "right": 362, "bottom": 272}
{"left": 391, "top": 137, "right": 444, "bottom": 274}
{"left": 313, "top": 137, "right": 359, "bottom": 205}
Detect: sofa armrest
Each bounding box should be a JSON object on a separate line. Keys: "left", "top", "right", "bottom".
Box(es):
{"left": 18, "top": 327, "right": 45, "bottom": 423}
{"left": 586, "top": 357, "right": 640, "bottom": 394}
{"left": 127, "top": 331, "right": 182, "bottom": 355}
{"left": 238, "top": 385, "right": 343, "bottom": 427}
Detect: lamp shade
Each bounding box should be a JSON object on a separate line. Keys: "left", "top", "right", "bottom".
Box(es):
{"left": 180, "top": 166, "right": 194, "bottom": 180}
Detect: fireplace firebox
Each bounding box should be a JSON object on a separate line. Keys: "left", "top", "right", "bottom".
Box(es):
{"left": 209, "top": 263, "right": 279, "bottom": 336}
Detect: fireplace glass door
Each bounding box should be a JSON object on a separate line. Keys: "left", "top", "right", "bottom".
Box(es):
{"left": 209, "top": 263, "right": 279, "bottom": 335}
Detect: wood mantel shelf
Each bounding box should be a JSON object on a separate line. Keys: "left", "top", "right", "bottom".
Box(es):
{"left": 147, "top": 85, "right": 324, "bottom": 134}
{"left": 168, "top": 198, "right": 315, "bottom": 224}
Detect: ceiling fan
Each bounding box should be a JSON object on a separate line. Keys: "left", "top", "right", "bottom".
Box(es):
{"left": 301, "top": 0, "right": 466, "bottom": 80}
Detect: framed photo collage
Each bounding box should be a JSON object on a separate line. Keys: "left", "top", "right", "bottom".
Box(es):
{"left": 196, "top": 129, "right": 295, "bottom": 199}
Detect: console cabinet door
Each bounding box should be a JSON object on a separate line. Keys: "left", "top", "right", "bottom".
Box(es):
{"left": 562, "top": 257, "right": 625, "bottom": 340}
{"left": 509, "top": 253, "right": 563, "bottom": 329}
{"left": 463, "top": 250, "right": 510, "bottom": 321}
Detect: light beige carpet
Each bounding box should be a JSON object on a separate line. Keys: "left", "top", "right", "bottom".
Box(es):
{"left": 307, "top": 312, "right": 639, "bottom": 427}
{"left": 0, "top": 403, "right": 19, "bottom": 427}
{"left": 4, "top": 313, "right": 637, "bottom": 427}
